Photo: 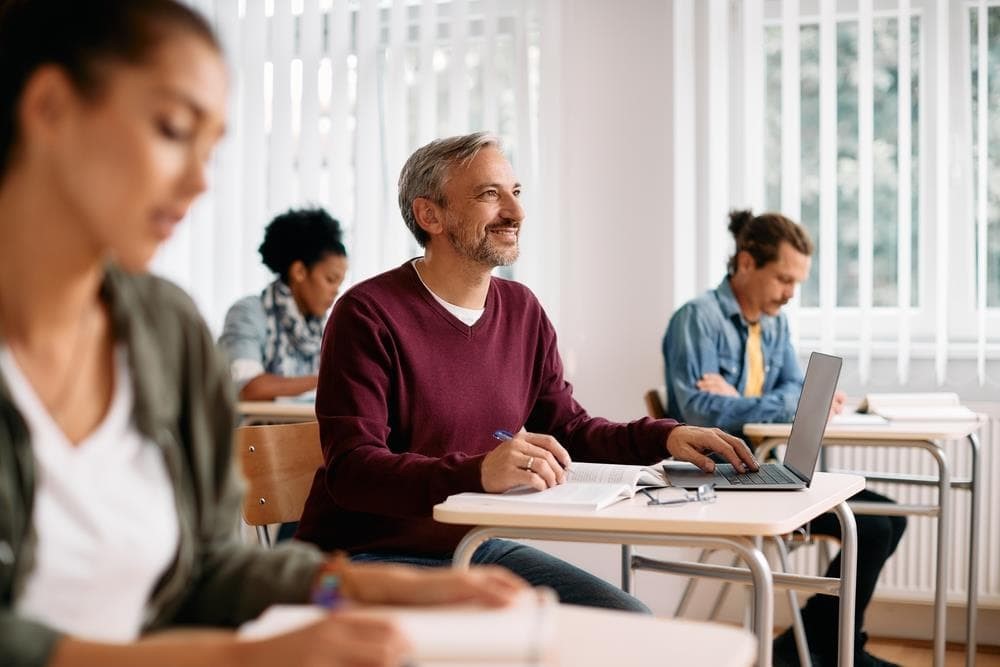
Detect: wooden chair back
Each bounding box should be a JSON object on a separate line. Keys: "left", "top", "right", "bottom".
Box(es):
{"left": 234, "top": 420, "right": 323, "bottom": 529}
{"left": 644, "top": 388, "right": 667, "bottom": 419}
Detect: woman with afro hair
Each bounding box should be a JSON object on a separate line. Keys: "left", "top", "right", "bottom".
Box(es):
{"left": 220, "top": 208, "right": 348, "bottom": 401}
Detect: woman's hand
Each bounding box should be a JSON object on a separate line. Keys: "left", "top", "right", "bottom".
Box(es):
{"left": 340, "top": 562, "right": 527, "bottom": 608}
{"left": 50, "top": 620, "right": 409, "bottom": 667}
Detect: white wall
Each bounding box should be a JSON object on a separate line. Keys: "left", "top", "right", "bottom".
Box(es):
{"left": 545, "top": 0, "right": 677, "bottom": 422}
{"left": 533, "top": 0, "right": 697, "bottom": 617}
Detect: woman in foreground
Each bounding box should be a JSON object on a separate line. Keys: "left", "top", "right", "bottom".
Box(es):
{"left": 0, "top": 2, "right": 523, "bottom": 666}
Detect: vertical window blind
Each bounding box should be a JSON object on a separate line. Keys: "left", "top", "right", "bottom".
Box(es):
{"left": 154, "top": 0, "right": 540, "bottom": 333}
{"left": 673, "top": 0, "right": 999, "bottom": 387}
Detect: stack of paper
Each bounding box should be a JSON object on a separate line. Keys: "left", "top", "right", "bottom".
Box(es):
{"left": 239, "top": 589, "right": 557, "bottom": 664}
{"left": 856, "top": 393, "right": 979, "bottom": 422}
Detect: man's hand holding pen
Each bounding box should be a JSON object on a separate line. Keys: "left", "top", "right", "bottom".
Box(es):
{"left": 480, "top": 429, "right": 572, "bottom": 493}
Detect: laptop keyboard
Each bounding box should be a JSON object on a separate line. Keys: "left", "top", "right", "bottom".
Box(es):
{"left": 717, "top": 463, "right": 798, "bottom": 486}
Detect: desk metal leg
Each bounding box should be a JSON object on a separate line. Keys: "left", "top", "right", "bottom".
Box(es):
{"left": 773, "top": 536, "right": 811, "bottom": 667}
{"left": 450, "top": 527, "right": 775, "bottom": 667}
{"left": 833, "top": 502, "right": 857, "bottom": 667}
{"left": 621, "top": 544, "right": 633, "bottom": 594}
{"left": 832, "top": 439, "right": 951, "bottom": 667}
{"left": 930, "top": 447, "right": 951, "bottom": 667}
{"left": 967, "top": 433, "right": 981, "bottom": 667}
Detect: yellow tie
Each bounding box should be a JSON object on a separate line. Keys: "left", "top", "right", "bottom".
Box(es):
{"left": 744, "top": 322, "right": 764, "bottom": 398}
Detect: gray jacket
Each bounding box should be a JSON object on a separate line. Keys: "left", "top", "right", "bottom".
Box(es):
{"left": 0, "top": 266, "right": 325, "bottom": 667}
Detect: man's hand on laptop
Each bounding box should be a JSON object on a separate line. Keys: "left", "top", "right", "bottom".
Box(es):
{"left": 666, "top": 426, "right": 759, "bottom": 473}
{"left": 481, "top": 430, "right": 572, "bottom": 493}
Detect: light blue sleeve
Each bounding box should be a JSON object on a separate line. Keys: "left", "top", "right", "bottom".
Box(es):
{"left": 663, "top": 305, "right": 800, "bottom": 435}
{"left": 217, "top": 296, "right": 267, "bottom": 391}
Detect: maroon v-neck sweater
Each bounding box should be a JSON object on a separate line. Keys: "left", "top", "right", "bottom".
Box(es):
{"left": 296, "top": 262, "right": 680, "bottom": 555}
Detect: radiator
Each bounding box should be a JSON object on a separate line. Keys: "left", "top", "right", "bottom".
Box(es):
{"left": 787, "top": 405, "right": 1000, "bottom": 607}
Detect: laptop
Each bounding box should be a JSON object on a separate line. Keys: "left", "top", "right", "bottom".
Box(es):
{"left": 664, "top": 351, "right": 843, "bottom": 491}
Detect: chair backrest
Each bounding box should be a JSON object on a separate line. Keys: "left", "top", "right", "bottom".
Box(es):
{"left": 234, "top": 420, "right": 323, "bottom": 527}
{"left": 644, "top": 387, "right": 667, "bottom": 419}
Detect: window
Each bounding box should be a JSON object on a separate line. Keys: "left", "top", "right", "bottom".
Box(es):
{"left": 755, "top": 0, "right": 999, "bottom": 383}
{"left": 970, "top": 4, "right": 1000, "bottom": 309}
{"left": 155, "top": 0, "right": 540, "bottom": 332}
{"left": 764, "top": 11, "right": 921, "bottom": 309}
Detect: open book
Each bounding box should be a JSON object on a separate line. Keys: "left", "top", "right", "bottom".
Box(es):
{"left": 446, "top": 461, "right": 669, "bottom": 511}
{"left": 239, "top": 589, "right": 557, "bottom": 664}
{"left": 856, "top": 392, "right": 978, "bottom": 422}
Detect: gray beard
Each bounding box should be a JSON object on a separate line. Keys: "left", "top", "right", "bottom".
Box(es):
{"left": 446, "top": 228, "right": 519, "bottom": 267}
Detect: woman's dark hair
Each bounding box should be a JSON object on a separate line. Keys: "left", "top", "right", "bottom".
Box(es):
{"left": 727, "top": 209, "right": 814, "bottom": 275}
{"left": 0, "top": 0, "right": 220, "bottom": 181}
{"left": 259, "top": 208, "right": 347, "bottom": 281}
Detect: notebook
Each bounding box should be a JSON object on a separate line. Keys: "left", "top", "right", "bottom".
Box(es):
{"left": 664, "top": 351, "right": 843, "bottom": 491}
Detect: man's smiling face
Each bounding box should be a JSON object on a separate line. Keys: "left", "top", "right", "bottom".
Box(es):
{"left": 437, "top": 146, "right": 525, "bottom": 268}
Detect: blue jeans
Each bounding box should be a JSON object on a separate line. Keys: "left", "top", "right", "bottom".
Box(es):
{"left": 352, "top": 539, "right": 650, "bottom": 613}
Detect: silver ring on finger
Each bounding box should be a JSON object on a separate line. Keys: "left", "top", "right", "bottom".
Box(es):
{"left": 525, "top": 456, "right": 535, "bottom": 473}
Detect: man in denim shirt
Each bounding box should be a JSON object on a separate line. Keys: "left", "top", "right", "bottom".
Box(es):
{"left": 663, "top": 210, "right": 845, "bottom": 435}
{"left": 663, "top": 210, "right": 904, "bottom": 667}
{"left": 663, "top": 274, "right": 808, "bottom": 435}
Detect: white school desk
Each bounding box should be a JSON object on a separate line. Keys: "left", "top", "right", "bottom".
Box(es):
{"left": 458, "top": 605, "right": 756, "bottom": 667}
{"left": 744, "top": 419, "right": 984, "bottom": 667}
{"left": 242, "top": 603, "right": 757, "bottom": 667}
{"left": 434, "top": 471, "right": 864, "bottom": 667}
{"left": 236, "top": 400, "right": 315, "bottom": 424}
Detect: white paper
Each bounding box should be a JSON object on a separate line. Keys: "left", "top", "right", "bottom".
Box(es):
{"left": 567, "top": 462, "right": 666, "bottom": 487}
{"left": 238, "top": 589, "right": 557, "bottom": 663}
{"left": 830, "top": 413, "right": 889, "bottom": 426}
{"left": 451, "top": 482, "right": 631, "bottom": 511}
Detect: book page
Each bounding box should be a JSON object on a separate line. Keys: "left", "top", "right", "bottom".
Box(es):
{"left": 567, "top": 462, "right": 665, "bottom": 487}
{"left": 239, "top": 589, "right": 558, "bottom": 663}
{"left": 448, "top": 482, "right": 631, "bottom": 511}
{"left": 875, "top": 405, "right": 978, "bottom": 422}
{"left": 858, "top": 392, "right": 960, "bottom": 412}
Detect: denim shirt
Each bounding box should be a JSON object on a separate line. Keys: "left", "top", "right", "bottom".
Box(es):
{"left": 662, "top": 277, "right": 803, "bottom": 435}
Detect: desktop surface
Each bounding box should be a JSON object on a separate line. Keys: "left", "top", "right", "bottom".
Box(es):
{"left": 435, "top": 471, "right": 864, "bottom": 537}
{"left": 744, "top": 419, "right": 983, "bottom": 442}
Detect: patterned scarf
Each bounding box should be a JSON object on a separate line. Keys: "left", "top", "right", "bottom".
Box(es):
{"left": 260, "top": 279, "right": 325, "bottom": 377}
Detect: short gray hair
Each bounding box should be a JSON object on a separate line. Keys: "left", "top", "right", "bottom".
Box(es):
{"left": 397, "top": 132, "right": 502, "bottom": 247}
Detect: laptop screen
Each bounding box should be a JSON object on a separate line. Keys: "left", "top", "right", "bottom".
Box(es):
{"left": 783, "top": 352, "right": 843, "bottom": 483}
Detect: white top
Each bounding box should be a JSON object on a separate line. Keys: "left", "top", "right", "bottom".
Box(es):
{"left": 0, "top": 346, "right": 179, "bottom": 642}
{"left": 231, "top": 357, "right": 266, "bottom": 386}
{"left": 411, "top": 259, "right": 485, "bottom": 326}
{"left": 435, "top": 472, "right": 865, "bottom": 537}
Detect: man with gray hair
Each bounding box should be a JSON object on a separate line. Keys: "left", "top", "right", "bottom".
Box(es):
{"left": 297, "top": 132, "right": 757, "bottom": 612}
